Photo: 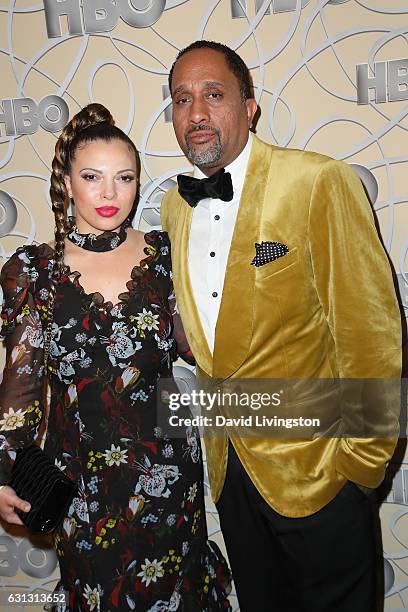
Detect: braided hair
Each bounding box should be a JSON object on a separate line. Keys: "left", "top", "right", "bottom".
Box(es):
{"left": 44, "top": 103, "right": 138, "bottom": 366}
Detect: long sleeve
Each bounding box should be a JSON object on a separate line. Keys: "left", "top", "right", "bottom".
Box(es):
{"left": 168, "top": 287, "right": 195, "bottom": 366}
{"left": 0, "top": 248, "right": 45, "bottom": 484}
{"left": 308, "top": 159, "right": 402, "bottom": 487}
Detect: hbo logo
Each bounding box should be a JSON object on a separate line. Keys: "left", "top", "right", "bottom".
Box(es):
{"left": 44, "top": 0, "right": 165, "bottom": 38}
{"left": 0, "top": 96, "right": 69, "bottom": 137}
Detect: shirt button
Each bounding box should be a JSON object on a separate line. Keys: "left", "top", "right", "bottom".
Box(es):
{"left": 210, "top": 251, "right": 216, "bottom": 257}
{"left": 214, "top": 215, "right": 220, "bottom": 220}
{"left": 212, "top": 292, "right": 218, "bottom": 298}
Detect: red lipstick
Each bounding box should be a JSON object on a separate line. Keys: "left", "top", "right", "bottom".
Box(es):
{"left": 95, "top": 206, "right": 119, "bottom": 218}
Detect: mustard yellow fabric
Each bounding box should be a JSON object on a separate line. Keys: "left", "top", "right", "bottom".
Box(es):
{"left": 161, "top": 135, "right": 402, "bottom": 518}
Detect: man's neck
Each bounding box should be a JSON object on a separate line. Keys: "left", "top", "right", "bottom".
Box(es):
{"left": 199, "top": 166, "right": 222, "bottom": 177}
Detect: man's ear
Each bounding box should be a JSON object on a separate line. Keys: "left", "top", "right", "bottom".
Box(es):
{"left": 246, "top": 98, "right": 258, "bottom": 128}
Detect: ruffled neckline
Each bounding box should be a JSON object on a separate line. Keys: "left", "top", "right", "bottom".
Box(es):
{"left": 34, "top": 231, "right": 162, "bottom": 312}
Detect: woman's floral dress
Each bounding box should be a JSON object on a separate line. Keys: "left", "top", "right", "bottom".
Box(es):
{"left": 0, "top": 231, "right": 231, "bottom": 611}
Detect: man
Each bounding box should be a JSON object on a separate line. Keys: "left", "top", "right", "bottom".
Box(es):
{"left": 160, "top": 40, "right": 401, "bottom": 611}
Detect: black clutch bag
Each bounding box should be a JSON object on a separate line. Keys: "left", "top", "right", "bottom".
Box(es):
{"left": 9, "top": 444, "right": 78, "bottom": 534}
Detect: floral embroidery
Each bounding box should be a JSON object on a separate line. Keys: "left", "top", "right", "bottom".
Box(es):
{"left": 188, "top": 482, "right": 198, "bottom": 503}
{"left": 115, "top": 366, "right": 140, "bottom": 393}
{"left": 127, "top": 494, "right": 145, "bottom": 520}
{"left": 135, "top": 307, "right": 160, "bottom": 331}
{"left": 135, "top": 456, "right": 180, "bottom": 498}
{"left": 103, "top": 444, "right": 128, "bottom": 467}
{"left": 0, "top": 407, "right": 27, "bottom": 431}
{"left": 102, "top": 322, "right": 141, "bottom": 366}
{"left": 83, "top": 584, "right": 102, "bottom": 611}
{"left": 137, "top": 558, "right": 165, "bottom": 587}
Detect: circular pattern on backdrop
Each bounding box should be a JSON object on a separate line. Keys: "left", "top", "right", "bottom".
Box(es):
{"left": 0, "top": 190, "right": 18, "bottom": 237}
{"left": 384, "top": 558, "right": 395, "bottom": 595}
{"left": 349, "top": 164, "right": 379, "bottom": 205}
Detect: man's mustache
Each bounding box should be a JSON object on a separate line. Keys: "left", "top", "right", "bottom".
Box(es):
{"left": 186, "top": 125, "right": 220, "bottom": 137}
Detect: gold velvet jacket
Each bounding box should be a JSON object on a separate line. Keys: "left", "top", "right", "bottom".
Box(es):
{"left": 161, "top": 135, "right": 402, "bottom": 517}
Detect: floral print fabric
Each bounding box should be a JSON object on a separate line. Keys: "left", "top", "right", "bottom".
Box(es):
{"left": 0, "top": 232, "right": 231, "bottom": 611}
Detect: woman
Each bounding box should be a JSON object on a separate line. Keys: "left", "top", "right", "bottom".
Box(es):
{"left": 0, "top": 104, "right": 231, "bottom": 611}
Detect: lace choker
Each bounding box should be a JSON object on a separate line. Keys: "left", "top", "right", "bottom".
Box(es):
{"left": 66, "top": 216, "right": 130, "bottom": 252}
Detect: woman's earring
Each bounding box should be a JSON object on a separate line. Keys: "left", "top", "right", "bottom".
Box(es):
{"left": 68, "top": 196, "right": 75, "bottom": 217}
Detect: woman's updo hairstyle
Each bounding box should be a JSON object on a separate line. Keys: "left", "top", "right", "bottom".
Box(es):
{"left": 44, "top": 103, "right": 138, "bottom": 365}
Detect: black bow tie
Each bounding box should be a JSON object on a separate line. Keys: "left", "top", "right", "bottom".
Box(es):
{"left": 177, "top": 168, "right": 234, "bottom": 207}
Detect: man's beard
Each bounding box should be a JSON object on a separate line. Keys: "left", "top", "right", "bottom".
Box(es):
{"left": 185, "top": 127, "right": 222, "bottom": 167}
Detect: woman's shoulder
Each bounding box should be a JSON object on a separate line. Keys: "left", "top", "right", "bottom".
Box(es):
{"left": 1, "top": 243, "right": 53, "bottom": 287}
{"left": 143, "top": 230, "right": 170, "bottom": 252}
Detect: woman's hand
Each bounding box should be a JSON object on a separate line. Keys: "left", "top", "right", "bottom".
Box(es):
{"left": 0, "top": 485, "right": 30, "bottom": 526}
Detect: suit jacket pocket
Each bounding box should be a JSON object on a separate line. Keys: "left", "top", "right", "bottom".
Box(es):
{"left": 255, "top": 246, "right": 299, "bottom": 280}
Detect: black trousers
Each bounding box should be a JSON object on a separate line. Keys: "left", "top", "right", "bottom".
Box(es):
{"left": 216, "top": 443, "right": 380, "bottom": 612}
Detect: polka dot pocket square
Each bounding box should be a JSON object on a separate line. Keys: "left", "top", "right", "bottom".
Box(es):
{"left": 251, "top": 241, "right": 289, "bottom": 267}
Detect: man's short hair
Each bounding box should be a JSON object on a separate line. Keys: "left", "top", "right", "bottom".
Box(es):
{"left": 168, "top": 40, "right": 253, "bottom": 101}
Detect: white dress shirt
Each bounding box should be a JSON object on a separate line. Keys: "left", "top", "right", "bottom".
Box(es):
{"left": 188, "top": 134, "right": 253, "bottom": 353}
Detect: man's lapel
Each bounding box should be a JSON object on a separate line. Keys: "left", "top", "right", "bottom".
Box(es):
{"left": 170, "top": 192, "right": 213, "bottom": 376}
{"left": 212, "top": 136, "right": 274, "bottom": 379}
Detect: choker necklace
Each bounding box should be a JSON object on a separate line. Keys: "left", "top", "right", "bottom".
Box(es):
{"left": 66, "top": 216, "right": 130, "bottom": 252}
